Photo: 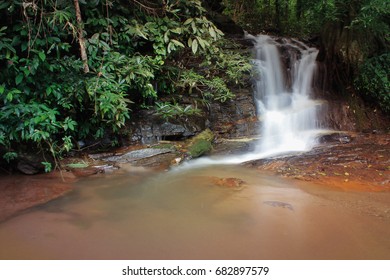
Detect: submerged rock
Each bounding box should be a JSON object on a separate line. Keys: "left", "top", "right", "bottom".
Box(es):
{"left": 211, "top": 177, "right": 246, "bottom": 190}
{"left": 263, "top": 201, "right": 294, "bottom": 211}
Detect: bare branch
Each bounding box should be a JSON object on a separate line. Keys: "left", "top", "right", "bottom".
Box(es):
{"left": 129, "top": 0, "right": 165, "bottom": 16}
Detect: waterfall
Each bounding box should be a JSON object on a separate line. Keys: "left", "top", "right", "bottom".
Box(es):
{"left": 253, "top": 35, "right": 323, "bottom": 155}
{"left": 178, "top": 34, "right": 325, "bottom": 167}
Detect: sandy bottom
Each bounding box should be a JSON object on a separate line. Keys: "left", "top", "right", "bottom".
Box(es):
{"left": 0, "top": 165, "right": 389, "bottom": 260}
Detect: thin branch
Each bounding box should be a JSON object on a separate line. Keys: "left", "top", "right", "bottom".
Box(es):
{"left": 129, "top": 0, "right": 165, "bottom": 16}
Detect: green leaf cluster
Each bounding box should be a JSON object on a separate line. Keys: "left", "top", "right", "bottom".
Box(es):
{"left": 0, "top": 0, "right": 251, "bottom": 167}
{"left": 354, "top": 53, "right": 390, "bottom": 113}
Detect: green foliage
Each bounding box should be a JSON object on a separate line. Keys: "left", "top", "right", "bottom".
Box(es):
{"left": 354, "top": 53, "right": 390, "bottom": 113}
{"left": 41, "top": 161, "right": 53, "bottom": 173}
{"left": 0, "top": 0, "right": 250, "bottom": 167}
{"left": 350, "top": 0, "right": 390, "bottom": 46}
{"left": 155, "top": 101, "right": 202, "bottom": 121}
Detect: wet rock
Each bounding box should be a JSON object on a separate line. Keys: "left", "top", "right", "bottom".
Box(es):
{"left": 208, "top": 89, "right": 259, "bottom": 138}
{"left": 211, "top": 137, "right": 258, "bottom": 156}
{"left": 188, "top": 139, "right": 212, "bottom": 158}
{"left": 133, "top": 152, "right": 178, "bottom": 169}
{"left": 16, "top": 153, "right": 51, "bottom": 175}
{"left": 68, "top": 167, "right": 102, "bottom": 177}
{"left": 103, "top": 148, "right": 175, "bottom": 163}
{"left": 0, "top": 171, "right": 76, "bottom": 222}
{"left": 186, "top": 129, "right": 215, "bottom": 158}
{"left": 211, "top": 177, "right": 246, "bottom": 190}
{"left": 129, "top": 110, "right": 205, "bottom": 144}
{"left": 263, "top": 201, "right": 294, "bottom": 211}
{"left": 17, "top": 161, "right": 42, "bottom": 175}
{"left": 317, "top": 132, "right": 353, "bottom": 144}
{"left": 245, "top": 133, "right": 390, "bottom": 191}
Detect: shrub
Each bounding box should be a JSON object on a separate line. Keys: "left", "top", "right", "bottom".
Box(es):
{"left": 354, "top": 53, "right": 390, "bottom": 113}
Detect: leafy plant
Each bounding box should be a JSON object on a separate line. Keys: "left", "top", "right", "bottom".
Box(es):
{"left": 0, "top": 0, "right": 252, "bottom": 170}
{"left": 354, "top": 53, "right": 390, "bottom": 113}
{"left": 155, "top": 101, "right": 202, "bottom": 121}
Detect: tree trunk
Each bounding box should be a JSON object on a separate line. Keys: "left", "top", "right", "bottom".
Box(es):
{"left": 73, "top": 0, "right": 89, "bottom": 74}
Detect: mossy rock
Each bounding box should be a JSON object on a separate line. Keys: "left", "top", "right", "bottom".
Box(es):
{"left": 188, "top": 139, "right": 213, "bottom": 158}
{"left": 185, "top": 128, "right": 215, "bottom": 158}
{"left": 188, "top": 128, "right": 214, "bottom": 144}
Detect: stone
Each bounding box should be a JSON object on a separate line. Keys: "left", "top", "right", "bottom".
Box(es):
{"left": 211, "top": 177, "right": 246, "bottom": 190}
{"left": 103, "top": 148, "right": 175, "bottom": 163}
{"left": 16, "top": 153, "right": 50, "bottom": 175}
{"left": 188, "top": 139, "right": 212, "bottom": 158}
{"left": 17, "top": 161, "right": 42, "bottom": 175}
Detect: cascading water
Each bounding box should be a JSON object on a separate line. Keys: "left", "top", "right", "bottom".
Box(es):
{"left": 181, "top": 34, "right": 325, "bottom": 166}
{"left": 253, "top": 35, "right": 322, "bottom": 155}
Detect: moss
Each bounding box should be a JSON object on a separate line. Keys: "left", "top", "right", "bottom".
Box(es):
{"left": 188, "top": 128, "right": 214, "bottom": 144}
{"left": 185, "top": 128, "right": 215, "bottom": 158}
{"left": 188, "top": 139, "right": 212, "bottom": 158}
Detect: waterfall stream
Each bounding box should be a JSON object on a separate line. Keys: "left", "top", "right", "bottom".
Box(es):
{"left": 184, "top": 34, "right": 325, "bottom": 166}
{"left": 253, "top": 34, "right": 323, "bottom": 155}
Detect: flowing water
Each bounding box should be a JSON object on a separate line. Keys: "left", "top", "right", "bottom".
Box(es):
{"left": 253, "top": 35, "right": 323, "bottom": 154}
{"left": 185, "top": 34, "right": 325, "bottom": 166}
{"left": 1, "top": 36, "right": 389, "bottom": 260}
{"left": 1, "top": 165, "right": 390, "bottom": 260}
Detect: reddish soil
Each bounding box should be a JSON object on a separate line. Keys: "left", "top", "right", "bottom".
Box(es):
{"left": 0, "top": 171, "right": 77, "bottom": 222}
{"left": 246, "top": 133, "right": 390, "bottom": 192}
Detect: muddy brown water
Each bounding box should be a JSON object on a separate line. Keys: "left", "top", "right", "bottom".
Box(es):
{"left": 0, "top": 165, "right": 389, "bottom": 260}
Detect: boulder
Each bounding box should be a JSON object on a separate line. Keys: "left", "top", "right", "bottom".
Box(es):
{"left": 16, "top": 153, "right": 52, "bottom": 175}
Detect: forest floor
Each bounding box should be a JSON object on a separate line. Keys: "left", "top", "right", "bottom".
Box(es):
{"left": 0, "top": 132, "right": 389, "bottom": 223}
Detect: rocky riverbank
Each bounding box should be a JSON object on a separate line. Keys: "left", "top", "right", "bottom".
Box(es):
{"left": 1, "top": 131, "right": 389, "bottom": 223}
{"left": 244, "top": 132, "right": 390, "bottom": 192}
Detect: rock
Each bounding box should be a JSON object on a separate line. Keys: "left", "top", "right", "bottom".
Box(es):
{"left": 186, "top": 129, "right": 215, "bottom": 158}
{"left": 103, "top": 148, "right": 175, "bottom": 163}
{"left": 188, "top": 128, "right": 215, "bottom": 143}
{"left": 16, "top": 153, "right": 51, "bottom": 175}
{"left": 17, "top": 161, "right": 42, "bottom": 175}
{"left": 208, "top": 88, "right": 259, "bottom": 138}
{"left": 317, "top": 132, "right": 353, "bottom": 144}
{"left": 263, "top": 201, "right": 294, "bottom": 211}
{"left": 129, "top": 110, "right": 205, "bottom": 144}
{"left": 211, "top": 177, "right": 246, "bottom": 190}
{"left": 188, "top": 139, "right": 212, "bottom": 158}
{"left": 0, "top": 171, "right": 76, "bottom": 222}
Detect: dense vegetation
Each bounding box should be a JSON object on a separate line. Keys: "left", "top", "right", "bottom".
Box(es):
{"left": 221, "top": 0, "right": 389, "bottom": 112}
{"left": 0, "top": 0, "right": 251, "bottom": 170}
{"left": 0, "top": 0, "right": 388, "bottom": 171}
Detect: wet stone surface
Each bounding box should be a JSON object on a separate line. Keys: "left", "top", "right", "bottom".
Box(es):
{"left": 0, "top": 171, "right": 76, "bottom": 222}
{"left": 0, "top": 132, "right": 389, "bottom": 223}
{"left": 245, "top": 133, "right": 390, "bottom": 191}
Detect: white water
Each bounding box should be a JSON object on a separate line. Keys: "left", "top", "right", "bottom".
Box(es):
{"left": 182, "top": 34, "right": 325, "bottom": 167}
{"left": 253, "top": 35, "right": 322, "bottom": 155}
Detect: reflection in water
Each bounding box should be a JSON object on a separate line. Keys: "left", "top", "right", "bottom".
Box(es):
{"left": 0, "top": 165, "right": 389, "bottom": 260}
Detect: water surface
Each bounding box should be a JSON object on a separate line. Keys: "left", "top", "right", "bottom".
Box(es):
{"left": 0, "top": 165, "right": 389, "bottom": 260}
